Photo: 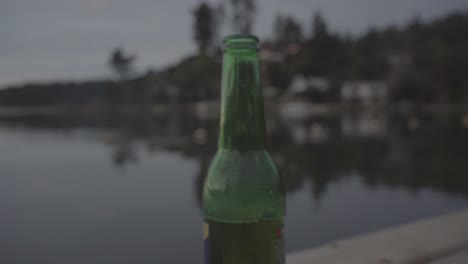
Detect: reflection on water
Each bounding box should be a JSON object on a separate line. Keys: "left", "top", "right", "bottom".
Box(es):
{"left": 1, "top": 109, "right": 468, "bottom": 263}
{"left": 4, "top": 109, "right": 468, "bottom": 198}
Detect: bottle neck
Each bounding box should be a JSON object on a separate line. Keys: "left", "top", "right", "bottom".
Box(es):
{"left": 218, "top": 49, "right": 266, "bottom": 151}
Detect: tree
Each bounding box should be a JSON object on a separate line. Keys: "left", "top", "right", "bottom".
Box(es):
{"left": 312, "top": 11, "right": 328, "bottom": 39}
{"left": 193, "top": 2, "right": 216, "bottom": 55}
{"left": 274, "top": 15, "right": 303, "bottom": 44}
{"left": 352, "top": 30, "right": 389, "bottom": 79}
{"left": 228, "top": 0, "right": 257, "bottom": 34}
{"left": 109, "top": 47, "right": 136, "bottom": 79}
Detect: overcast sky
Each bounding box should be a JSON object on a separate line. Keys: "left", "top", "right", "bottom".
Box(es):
{"left": 1, "top": 0, "right": 467, "bottom": 87}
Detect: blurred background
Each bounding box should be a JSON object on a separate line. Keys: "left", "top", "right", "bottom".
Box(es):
{"left": 1, "top": 0, "right": 468, "bottom": 263}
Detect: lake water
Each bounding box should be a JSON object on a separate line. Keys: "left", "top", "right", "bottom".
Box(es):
{"left": 1, "top": 109, "right": 468, "bottom": 263}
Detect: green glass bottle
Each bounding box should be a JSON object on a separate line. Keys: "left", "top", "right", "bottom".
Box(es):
{"left": 203, "top": 35, "right": 286, "bottom": 264}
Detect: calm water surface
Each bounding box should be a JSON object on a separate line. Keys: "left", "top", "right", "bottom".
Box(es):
{"left": 1, "top": 111, "right": 468, "bottom": 263}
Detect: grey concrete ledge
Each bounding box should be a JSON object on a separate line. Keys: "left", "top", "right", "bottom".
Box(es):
{"left": 287, "top": 210, "right": 468, "bottom": 264}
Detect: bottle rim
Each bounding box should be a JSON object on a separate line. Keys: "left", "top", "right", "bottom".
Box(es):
{"left": 223, "top": 34, "right": 259, "bottom": 50}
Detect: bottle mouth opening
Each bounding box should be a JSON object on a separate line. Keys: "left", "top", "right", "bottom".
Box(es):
{"left": 223, "top": 34, "right": 259, "bottom": 50}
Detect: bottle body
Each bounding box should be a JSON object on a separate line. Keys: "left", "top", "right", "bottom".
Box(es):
{"left": 204, "top": 219, "right": 284, "bottom": 264}
{"left": 203, "top": 150, "right": 285, "bottom": 264}
{"left": 202, "top": 35, "right": 285, "bottom": 264}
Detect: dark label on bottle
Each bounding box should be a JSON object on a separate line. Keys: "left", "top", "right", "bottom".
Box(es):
{"left": 204, "top": 220, "right": 284, "bottom": 264}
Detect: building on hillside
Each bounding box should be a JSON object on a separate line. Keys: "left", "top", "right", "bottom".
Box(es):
{"left": 387, "top": 52, "right": 412, "bottom": 70}
{"left": 259, "top": 41, "right": 302, "bottom": 98}
{"left": 259, "top": 41, "right": 301, "bottom": 63}
{"left": 285, "top": 75, "right": 330, "bottom": 100}
{"left": 341, "top": 81, "right": 388, "bottom": 106}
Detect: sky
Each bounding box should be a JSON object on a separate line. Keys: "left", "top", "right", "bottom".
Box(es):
{"left": 1, "top": 0, "right": 467, "bottom": 87}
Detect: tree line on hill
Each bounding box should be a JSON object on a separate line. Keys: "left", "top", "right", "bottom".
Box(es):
{"left": 0, "top": 1, "right": 467, "bottom": 107}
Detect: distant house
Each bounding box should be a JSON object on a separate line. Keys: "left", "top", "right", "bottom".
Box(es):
{"left": 263, "top": 86, "right": 279, "bottom": 99}
{"left": 285, "top": 75, "right": 330, "bottom": 100}
{"left": 259, "top": 42, "right": 301, "bottom": 63}
{"left": 279, "top": 75, "right": 331, "bottom": 119}
{"left": 341, "top": 81, "right": 388, "bottom": 106}
{"left": 259, "top": 42, "right": 302, "bottom": 97}
{"left": 387, "top": 52, "right": 412, "bottom": 70}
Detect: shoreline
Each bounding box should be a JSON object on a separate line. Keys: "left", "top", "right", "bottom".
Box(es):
{"left": 1, "top": 102, "right": 467, "bottom": 117}
{"left": 287, "top": 210, "right": 468, "bottom": 264}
